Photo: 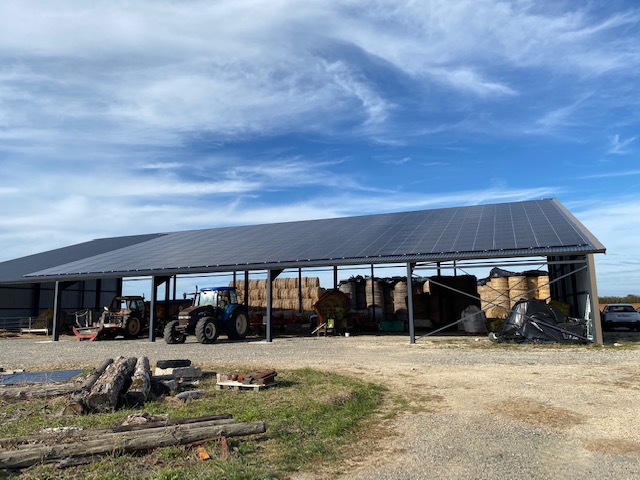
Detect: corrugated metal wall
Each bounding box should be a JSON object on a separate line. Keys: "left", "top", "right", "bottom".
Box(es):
{"left": 0, "top": 279, "right": 120, "bottom": 320}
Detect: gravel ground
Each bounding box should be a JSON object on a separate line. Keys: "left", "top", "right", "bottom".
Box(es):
{"left": 1, "top": 332, "right": 639, "bottom": 479}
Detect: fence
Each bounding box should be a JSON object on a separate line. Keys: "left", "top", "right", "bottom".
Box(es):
{"left": 0, "top": 317, "right": 49, "bottom": 335}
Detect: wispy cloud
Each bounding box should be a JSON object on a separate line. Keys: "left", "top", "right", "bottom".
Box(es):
{"left": 580, "top": 169, "right": 640, "bottom": 180}
{"left": 137, "top": 162, "right": 184, "bottom": 170}
{"left": 608, "top": 134, "right": 637, "bottom": 155}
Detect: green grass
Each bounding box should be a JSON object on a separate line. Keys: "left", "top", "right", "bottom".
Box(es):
{"left": 0, "top": 368, "right": 386, "bottom": 479}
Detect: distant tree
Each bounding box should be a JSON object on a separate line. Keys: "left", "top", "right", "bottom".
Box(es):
{"left": 599, "top": 294, "right": 640, "bottom": 304}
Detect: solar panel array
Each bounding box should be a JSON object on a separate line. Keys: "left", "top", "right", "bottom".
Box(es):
{"left": 5, "top": 198, "right": 604, "bottom": 282}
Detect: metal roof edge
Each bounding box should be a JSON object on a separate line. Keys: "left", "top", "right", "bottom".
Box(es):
{"left": 551, "top": 199, "right": 606, "bottom": 253}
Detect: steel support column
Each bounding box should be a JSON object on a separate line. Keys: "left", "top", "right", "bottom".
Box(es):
{"left": 266, "top": 269, "right": 283, "bottom": 342}
{"left": 149, "top": 277, "right": 158, "bottom": 342}
{"left": 587, "top": 254, "right": 603, "bottom": 345}
{"left": 51, "top": 281, "right": 75, "bottom": 342}
{"left": 407, "top": 262, "right": 416, "bottom": 344}
{"left": 149, "top": 276, "right": 170, "bottom": 342}
{"left": 266, "top": 270, "right": 274, "bottom": 342}
{"left": 51, "top": 281, "right": 62, "bottom": 342}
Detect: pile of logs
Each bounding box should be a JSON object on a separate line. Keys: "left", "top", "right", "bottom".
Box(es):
{"left": 65, "top": 356, "right": 152, "bottom": 414}
{"left": 0, "top": 413, "right": 267, "bottom": 469}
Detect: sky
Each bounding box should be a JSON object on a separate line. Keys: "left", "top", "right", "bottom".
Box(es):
{"left": 0, "top": 0, "right": 639, "bottom": 297}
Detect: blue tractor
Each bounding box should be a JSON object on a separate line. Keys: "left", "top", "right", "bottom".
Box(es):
{"left": 163, "top": 286, "right": 249, "bottom": 344}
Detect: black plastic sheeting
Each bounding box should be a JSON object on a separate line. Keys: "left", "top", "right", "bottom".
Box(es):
{"left": 495, "top": 299, "right": 590, "bottom": 344}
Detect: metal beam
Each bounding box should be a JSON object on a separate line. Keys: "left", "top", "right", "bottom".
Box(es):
{"left": 407, "top": 262, "right": 416, "bottom": 344}
{"left": 149, "top": 276, "right": 171, "bottom": 342}
{"left": 265, "top": 269, "right": 284, "bottom": 342}
{"left": 51, "top": 281, "right": 62, "bottom": 342}
{"left": 586, "top": 254, "right": 603, "bottom": 345}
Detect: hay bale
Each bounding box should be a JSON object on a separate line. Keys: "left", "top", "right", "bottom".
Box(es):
{"left": 339, "top": 281, "right": 358, "bottom": 311}
{"left": 365, "top": 279, "right": 384, "bottom": 309}
{"left": 508, "top": 275, "right": 530, "bottom": 308}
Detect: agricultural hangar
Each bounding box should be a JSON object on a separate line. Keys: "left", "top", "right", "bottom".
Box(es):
{"left": 0, "top": 198, "right": 606, "bottom": 343}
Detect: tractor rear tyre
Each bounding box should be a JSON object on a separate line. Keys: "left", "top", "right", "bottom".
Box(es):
{"left": 124, "top": 316, "right": 142, "bottom": 338}
{"left": 164, "top": 320, "right": 186, "bottom": 344}
{"left": 196, "top": 317, "right": 220, "bottom": 344}
{"left": 227, "top": 310, "right": 249, "bottom": 340}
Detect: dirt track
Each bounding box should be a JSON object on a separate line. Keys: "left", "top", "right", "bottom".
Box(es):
{"left": 1, "top": 332, "right": 639, "bottom": 479}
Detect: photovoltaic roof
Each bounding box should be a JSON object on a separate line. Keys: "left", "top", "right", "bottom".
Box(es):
{"left": 0, "top": 199, "right": 605, "bottom": 284}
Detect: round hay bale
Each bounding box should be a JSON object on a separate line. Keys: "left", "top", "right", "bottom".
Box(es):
{"left": 393, "top": 281, "right": 408, "bottom": 311}
{"left": 339, "top": 281, "right": 358, "bottom": 311}
{"left": 485, "top": 305, "right": 509, "bottom": 319}
{"left": 490, "top": 276, "right": 509, "bottom": 293}
{"left": 536, "top": 275, "right": 551, "bottom": 301}
{"left": 478, "top": 284, "right": 509, "bottom": 312}
{"left": 508, "top": 275, "right": 529, "bottom": 308}
{"left": 365, "top": 279, "right": 384, "bottom": 308}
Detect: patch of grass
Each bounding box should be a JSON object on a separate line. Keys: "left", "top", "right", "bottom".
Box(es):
{"left": 0, "top": 368, "right": 386, "bottom": 479}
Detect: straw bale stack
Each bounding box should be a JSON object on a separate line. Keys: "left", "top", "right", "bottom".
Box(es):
{"left": 394, "top": 281, "right": 408, "bottom": 321}
{"left": 478, "top": 278, "right": 510, "bottom": 318}
{"left": 230, "top": 277, "right": 324, "bottom": 310}
{"left": 365, "top": 278, "right": 384, "bottom": 308}
{"left": 508, "top": 275, "right": 531, "bottom": 308}
{"left": 535, "top": 275, "right": 551, "bottom": 301}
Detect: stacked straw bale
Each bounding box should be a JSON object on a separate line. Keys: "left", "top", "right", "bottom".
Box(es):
{"left": 478, "top": 273, "right": 551, "bottom": 318}
{"left": 231, "top": 277, "right": 324, "bottom": 311}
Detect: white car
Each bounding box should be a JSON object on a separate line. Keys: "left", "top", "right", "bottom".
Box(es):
{"left": 602, "top": 304, "right": 640, "bottom": 331}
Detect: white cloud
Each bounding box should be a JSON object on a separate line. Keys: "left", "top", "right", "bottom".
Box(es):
{"left": 608, "top": 134, "right": 637, "bottom": 155}
{"left": 568, "top": 197, "right": 640, "bottom": 295}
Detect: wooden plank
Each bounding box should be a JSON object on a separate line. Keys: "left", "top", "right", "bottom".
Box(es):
{"left": 215, "top": 380, "right": 278, "bottom": 391}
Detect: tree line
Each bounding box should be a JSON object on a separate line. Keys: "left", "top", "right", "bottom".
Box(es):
{"left": 599, "top": 294, "right": 640, "bottom": 304}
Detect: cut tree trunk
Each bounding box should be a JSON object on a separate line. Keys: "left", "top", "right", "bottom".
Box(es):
{"left": 0, "top": 420, "right": 267, "bottom": 469}
{"left": 85, "top": 356, "right": 136, "bottom": 412}
{"left": 124, "top": 356, "right": 151, "bottom": 406}
{"left": 63, "top": 358, "right": 114, "bottom": 415}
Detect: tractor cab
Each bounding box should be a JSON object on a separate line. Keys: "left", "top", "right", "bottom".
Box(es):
{"left": 193, "top": 287, "right": 237, "bottom": 311}
{"left": 110, "top": 296, "right": 146, "bottom": 315}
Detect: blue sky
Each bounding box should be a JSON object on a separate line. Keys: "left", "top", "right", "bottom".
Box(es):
{"left": 0, "top": 0, "right": 639, "bottom": 296}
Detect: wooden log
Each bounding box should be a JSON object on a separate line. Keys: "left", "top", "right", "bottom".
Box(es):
{"left": 124, "top": 357, "right": 151, "bottom": 406}
{"left": 85, "top": 356, "right": 136, "bottom": 412}
{"left": 0, "top": 420, "right": 268, "bottom": 469}
{"left": 64, "top": 358, "right": 114, "bottom": 415}
{"left": 0, "top": 381, "right": 81, "bottom": 402}
{"left": 0, "top": 414, "right": 235, "bottom": 448}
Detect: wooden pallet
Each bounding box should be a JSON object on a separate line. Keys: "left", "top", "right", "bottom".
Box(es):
{"left": 215, "top": 380, "right": 278, "bottom": 391}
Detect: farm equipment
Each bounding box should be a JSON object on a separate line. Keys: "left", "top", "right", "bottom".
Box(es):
{"left": 163, "top": 287, "right": 249, "bottom": 344}
{"left": 312, "top": 289, "right": 351, "bottom": 336}
{"left": 73, "top": 296, "right": 147, "bottom": 341}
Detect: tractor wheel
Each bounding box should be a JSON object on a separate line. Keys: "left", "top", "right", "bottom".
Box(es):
{"left": 227, "top": 310, "right": 249, "bottom": 340}
{"left": 124, "top": 316, "right": 142, "bottom": 338}
{"left": 164, "top": 320, "right": 186, "bottom": 344}
{"left": 196, "top": 317, "right": 220, "bottom": 344}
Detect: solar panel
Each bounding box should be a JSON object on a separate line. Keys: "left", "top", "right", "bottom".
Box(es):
{"left": 0, "top": 198, "right": 604, "bottom": 282}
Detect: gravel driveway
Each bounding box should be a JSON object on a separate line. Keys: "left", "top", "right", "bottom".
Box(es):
{"left": 1, "top": 332, "right": 639, "bottom": 479}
